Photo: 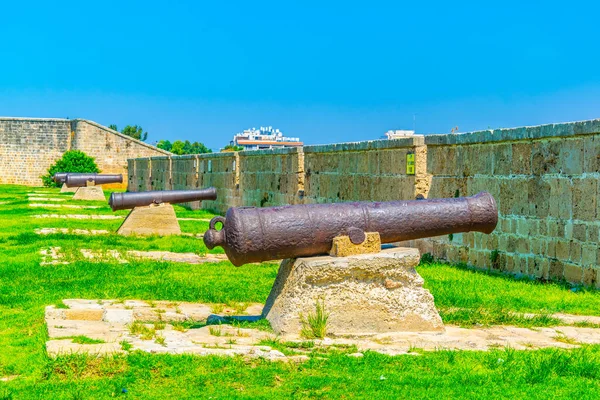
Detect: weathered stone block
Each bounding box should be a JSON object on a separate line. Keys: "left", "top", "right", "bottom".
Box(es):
{"left": 117, "top": 203, "right": 181, "bottom": 236}
{"left": 60, "top": 183, "right": 78, "bottom": 193}
{"left": 555, "top": 240, "right": 570, "bottom": 261}
{"left": 262, "top": 248, "right": 444, "bottom": 336}
{"left": 572, "top": 178, "right": 597, "bottom": 221}
{"left": 511, "top": 143, "right": 532, "bottom": 175}
{"left": 64, "top": 309, "right": 104, "bottom": 321}
{"left": 563, "top": 263, "right": 583, "bottom": 284}
{"left": 72, "top": 186, "right": 106, "bottom": 201}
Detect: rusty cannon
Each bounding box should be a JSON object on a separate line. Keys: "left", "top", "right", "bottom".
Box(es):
{"left": 109, "top": 188, "right": 218, "bottom": 211}
{"left": 64, "top": 173, "right": 123, "bottom": 188}
{"left": 204, "top": 192, "right": 498, "bottom": 266}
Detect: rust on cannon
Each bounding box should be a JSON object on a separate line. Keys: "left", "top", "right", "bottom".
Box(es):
{"left": 65, "top": 173, "right": 123, "bottom": 188}
{"left": 204, "top": 192, "right": 498, "bottom": 267}
{"left": 108, "top": 188, "right": 217, "bottom": 211}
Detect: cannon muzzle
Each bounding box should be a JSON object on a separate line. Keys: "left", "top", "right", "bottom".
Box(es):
{"left": 53, "top": 173, "right": 68, "bottom": 184}
{"left": 108, "top": 188, "right": 218, "bottom": 211}
{"left": 205, "top": 192, "right": 498, "bottom": 266}
{"left": 65, "top": 173, "right": 123, "bottom": 188}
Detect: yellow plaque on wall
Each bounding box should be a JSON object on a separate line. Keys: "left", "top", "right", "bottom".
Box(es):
{"left": 406, "top": 153, "right": 415, "bottom": 175}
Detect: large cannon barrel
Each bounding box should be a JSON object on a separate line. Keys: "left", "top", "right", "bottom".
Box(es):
{"left": 204, "top": 192, "right": 498, "bottom": 266}
{"left": 65, "top": 173, "right": 123, "bottom": 188}
{"left": 108, "top": 188, "right": 218, "bottom": 211}
{"left": 53, "top": 173, "right": 68, "bottom": 184}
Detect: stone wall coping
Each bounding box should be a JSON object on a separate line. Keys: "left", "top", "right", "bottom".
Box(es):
{"left": 239, "top": 147, "right": 300, "bottom": 156}
{"left": 0, "top": 117, "right": 71, "bottom": 122}
{"left": 197, "top": 152, "right": 236, "bottom": 159}
{"left": 149, "top": 156, "right": 171, "bottom": 161}
{"left": 74, "top": 119, "right": 172, "bottom": 155}
{"left": 424, "top": 118, "right": 600, "bottom": 146}
{"left": 303, "top": 135, "right": 424, "bottom": 153}
{"left": 170, "top": 154, "right": 198, "bottom": 160}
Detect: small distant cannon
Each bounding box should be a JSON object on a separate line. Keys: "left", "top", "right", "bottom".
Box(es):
{"left": 54, "top": 173, "right": 123, "bottom": 200}
{"left": 205, "top": 192, "right": 498, "bottom": 266}
{"left": 112, "top": 188, "right": 218, "bottom": 236}
{"left": 109, "top": 189, "right": 217, "bottom": 211}
{"left": 65, "top": 173, "right": 123, "bottom": 188}
{"left": 52, "top": 173, "right": 77, "bottom": 193}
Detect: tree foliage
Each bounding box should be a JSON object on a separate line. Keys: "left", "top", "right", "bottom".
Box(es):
{"left": 160, "top": 140, "right": 212, "bottom": 155}
{"left": 41, "top": 150, "right": 100, "bottom": 187}
{"left": 156, "top": 140, "right": 172, "bottom": 152}
{"left": 109, "top": 124, "right": 148, "bottom": 141}
{"left": 221, "top": 145, "right": 244, "bottom": 152}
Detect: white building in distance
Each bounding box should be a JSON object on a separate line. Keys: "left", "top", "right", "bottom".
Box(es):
{"left": 231, "top": 126, "right": 303, "bottom": 150}
{"left": 381, "top": 130, "right": 415, "bottom": 139}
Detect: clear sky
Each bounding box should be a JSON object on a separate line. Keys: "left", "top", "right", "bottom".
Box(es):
{"left": 1, "top": 1, "right": 599, "bottom": 150}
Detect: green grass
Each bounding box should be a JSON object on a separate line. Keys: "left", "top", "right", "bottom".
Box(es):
{"left": 54, "top": 336, "right": 106, "bottom": 345}
{"left": 300, "top": 298, "right": 329, "bottom": 339}
{"left": 1, "top": 184, "right": 600, "bottom": 398}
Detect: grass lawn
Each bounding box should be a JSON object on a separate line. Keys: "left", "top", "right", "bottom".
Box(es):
{"left": 1, "top": 184, "right": 600, "bottom": 399}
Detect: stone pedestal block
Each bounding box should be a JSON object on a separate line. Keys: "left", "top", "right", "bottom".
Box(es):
{"left": 72, "top": 186, "right": 106, "bottom": 201}
{"left": 60, "top": 183, "right": 78, "bottom": 193}
{"left": 117, "top": 203, "right": 181, "bottom": 236}
{"left": 262, "top": 247, "right": 444, "bottom": 336}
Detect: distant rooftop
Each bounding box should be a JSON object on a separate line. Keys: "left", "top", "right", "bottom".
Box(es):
{"left": 231, "top": 126, "right": 303, "bottom": 150}
{"left": 381, "top": 130, "right": 415, "bottom": 140}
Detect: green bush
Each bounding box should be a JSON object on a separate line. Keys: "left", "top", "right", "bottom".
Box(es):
{"left": 41, "top": 150, "right": 100, "bottom": 187}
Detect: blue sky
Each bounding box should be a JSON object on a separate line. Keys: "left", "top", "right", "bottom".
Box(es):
{"left": 1, "top": 1, "right": 598, "bottom": 150}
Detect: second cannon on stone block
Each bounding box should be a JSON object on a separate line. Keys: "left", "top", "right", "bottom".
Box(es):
{"left": 56, "top": 173, "right": 124, "bottom": 200}
{"left": 109, "top": 188, "right": 217, "bottom": 236}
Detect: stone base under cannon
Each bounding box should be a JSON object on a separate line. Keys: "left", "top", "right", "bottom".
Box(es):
{"left": 72, "top": 186, "right": 106, "bottom": 201}
{"left": 60, "top": 183, "right": 78, "bottom": 193}
{"left": 262, "top": 247, "right": 444, "bottom": 336}
{"left": 117, "top": 203, "right": 181, "bottom": 236}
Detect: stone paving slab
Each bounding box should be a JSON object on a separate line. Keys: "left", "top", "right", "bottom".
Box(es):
{"left": 35, "top": 228, "right": 110, "bottom": 235}
{"left": 29, "top": 203, "right": 102, "bottom": 209}
{"left": 39, "top": 248, "right": 226, "bottom": 265}
{"left": 33, "top": 214, "right": 122, "bottom": 220}
{"left": 128, "top": 251, "right": 228, "bottom": 264}
{"left": 45, "top": 299, "right": 600, "bottom": 360}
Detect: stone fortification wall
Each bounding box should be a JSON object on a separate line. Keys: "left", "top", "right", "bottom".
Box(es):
{"left": 0, "top": 118, "right": 71, "bottom": 186}
{"left": 0, "top": 117, "right": 169, "bottom": 188}
{"left": 127, "top": 119, "right": 600, "bottom": 285}
{"left": 404, "top": 120, "right": 600, "bottom": 286}
{"left": 302, "top": 136, "right": 425, "bottom": 204}
{"left": 239, "top": 147, "right": 304, "bottom": 207}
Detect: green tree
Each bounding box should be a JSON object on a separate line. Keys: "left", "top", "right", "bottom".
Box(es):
{"left": 157, "top": 139, "right": 211, "bottom": 154}
{"left": 190, "top": 141, "right": 212, "bottom": 154}
{"left": 108, "top": 124, "right": 118, "bottom": 131}
{"left": 41, "top": 150, "right": 100, "bottom": 187}
{"left": 171, "top": 140, "right": 186, "bottom": 155}
{"left": 222, "top": 144, "right": 244, "bottom": 152}
{"left": 121, "top": 125, "right": 148, "bottom": 141}
{"left": 183, "top": 140, "right": 193, "bottom": 154}
{"left": 156, "top": 140, "right": 173, "bottom": 151}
